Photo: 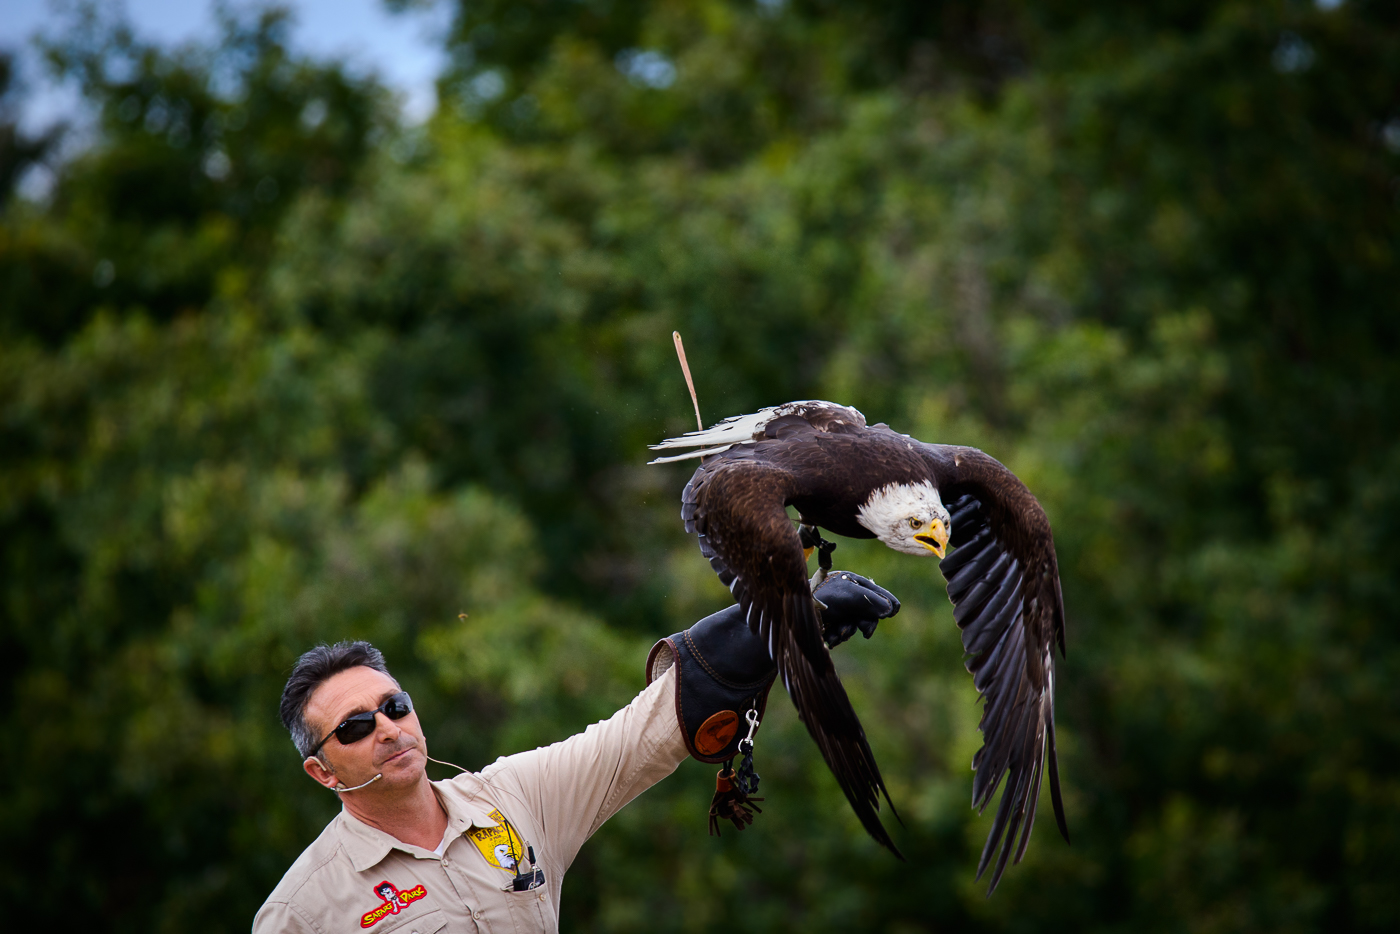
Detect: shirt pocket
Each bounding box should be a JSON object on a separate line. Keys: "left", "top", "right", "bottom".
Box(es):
{"left": 374, "top": 907, "right": 447, "bottom": 934}
{"left": 502, "top": 875, "right": 554, "bottom": 931}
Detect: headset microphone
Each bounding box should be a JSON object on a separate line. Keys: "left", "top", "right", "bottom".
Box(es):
{"left": 333, "top": 773, "right": 383, "bottom": 793}
{"left": 426, "top": 754, "right": 467, "bottom": 773}
{"left": 333, "top": 751, "right": 462, "bottom": 794}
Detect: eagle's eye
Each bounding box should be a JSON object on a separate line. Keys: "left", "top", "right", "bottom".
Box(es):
{"left": 909, "top": 518, "right": 922, "bottom": 530}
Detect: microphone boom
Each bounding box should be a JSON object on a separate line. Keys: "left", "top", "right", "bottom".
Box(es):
{"left": 333, "top": 773, "right": 383, "bottom": 793}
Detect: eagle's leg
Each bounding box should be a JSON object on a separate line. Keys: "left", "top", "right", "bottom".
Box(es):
{"left": 799, "top": 524, "right": 838, "bottom": 595}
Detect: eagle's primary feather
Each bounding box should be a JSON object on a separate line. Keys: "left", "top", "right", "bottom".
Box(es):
{"left": 651, "top": 400, "right": 1069, "bottom": 893}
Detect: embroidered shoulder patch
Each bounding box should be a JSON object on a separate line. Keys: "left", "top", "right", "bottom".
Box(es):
{"left": 466, "top": 808, "right": 524, "bottom": 872}
{"left": 360, "top": 880, "right": 428, "bottom": 928}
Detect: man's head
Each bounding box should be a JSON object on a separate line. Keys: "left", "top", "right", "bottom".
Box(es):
{"left": 281, "top": 641, "right": 429, "bottom": 793}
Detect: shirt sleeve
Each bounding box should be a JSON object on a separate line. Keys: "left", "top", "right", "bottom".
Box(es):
{"left": 252, "top": 898, "right": 322, "bottom": 934}
{"left": 478, "top": 664, "right": 688, "bottom": 872}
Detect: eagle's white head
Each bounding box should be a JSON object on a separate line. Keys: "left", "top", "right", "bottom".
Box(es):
{"left": 855, "top": 481, "right": 951, "bottom": 558}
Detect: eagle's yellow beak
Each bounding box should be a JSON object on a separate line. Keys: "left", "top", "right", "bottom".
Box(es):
{"left": 915, "top": 519, "right": 949, "bottom": 558}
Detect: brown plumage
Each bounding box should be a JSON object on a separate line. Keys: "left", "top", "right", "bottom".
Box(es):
{"left": 650, "top": 401, "right": 1069, "bottom": 892}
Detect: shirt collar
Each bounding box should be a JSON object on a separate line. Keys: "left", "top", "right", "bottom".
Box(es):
{"left": 437, "top": 780, "right": 502, "bottom": 834}
{"left": 336, "top": 780, "right": 502, "bottom": 873}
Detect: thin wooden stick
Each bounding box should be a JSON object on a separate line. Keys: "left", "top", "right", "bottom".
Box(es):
{"left": 672, "top": 331, "right": 703, "bottom": 431}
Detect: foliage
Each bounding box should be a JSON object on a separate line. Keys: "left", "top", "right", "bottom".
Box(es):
{"left": 2, "top": 1, "right": 1398, "bottom": 931}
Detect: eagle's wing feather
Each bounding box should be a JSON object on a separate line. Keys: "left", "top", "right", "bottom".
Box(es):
{"left": 682, "top": 452, "right": 901, "bottom": 856}
{"left": 926, "top": 445, "right": 1069, "bottom": 893}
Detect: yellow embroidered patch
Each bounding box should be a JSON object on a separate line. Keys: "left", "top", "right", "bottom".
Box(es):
{"left": 466, "top": 809, "right": 524, "bottom": 871}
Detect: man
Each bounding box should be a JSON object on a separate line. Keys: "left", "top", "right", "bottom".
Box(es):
{"left": 254, "top": 572, "right": 900, "bottom": 933}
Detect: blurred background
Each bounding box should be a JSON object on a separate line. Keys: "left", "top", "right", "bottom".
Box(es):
{"left": 2, "top": 0, "right": 1398, "bottom": 931}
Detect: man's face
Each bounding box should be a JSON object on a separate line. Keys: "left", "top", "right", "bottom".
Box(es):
{"left": 303, "top": 666, "right": 428, "bottom": 792}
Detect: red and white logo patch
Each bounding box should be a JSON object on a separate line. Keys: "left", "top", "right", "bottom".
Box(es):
{"left": 360, "top": 879, "right": 428, "bottom": 928}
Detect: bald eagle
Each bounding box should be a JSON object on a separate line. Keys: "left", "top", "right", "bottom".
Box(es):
{"left": 650, "top": 400, "right": 1069, "bottom": 892}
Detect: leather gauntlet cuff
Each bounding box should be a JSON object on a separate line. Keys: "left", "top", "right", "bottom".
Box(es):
{"left": 646, "top": 571, "right": 899, "bottom": 765}
{"left": 646, "top": 605, "right": 777, "bottom": 764}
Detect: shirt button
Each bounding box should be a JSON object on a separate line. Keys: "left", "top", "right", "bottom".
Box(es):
{"left": 473, "top": 910, "right": 483, "bottom": 920}
{"left": 537, "top": 893, "right": 546, "bottom": 902}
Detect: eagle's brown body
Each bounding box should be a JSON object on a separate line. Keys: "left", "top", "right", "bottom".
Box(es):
{"left": 652, "top": 401, "right": 1069, "bottom": 892}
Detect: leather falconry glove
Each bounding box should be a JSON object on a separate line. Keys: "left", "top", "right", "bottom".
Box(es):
{"left": 645, "top": 570, "right": 900, "bottom": 835}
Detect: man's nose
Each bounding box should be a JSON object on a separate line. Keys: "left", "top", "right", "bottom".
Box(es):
{"left": 374, "top": 712, "right": 402, "bottom": 739}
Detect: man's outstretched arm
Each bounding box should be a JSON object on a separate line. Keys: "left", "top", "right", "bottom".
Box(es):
{"left": 477, "top": 571, "right": 900, "bottom": 874}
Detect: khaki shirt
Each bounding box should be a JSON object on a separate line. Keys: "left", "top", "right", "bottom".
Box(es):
{"left": 254, "top": 666, "right": 686, "bottom": 934}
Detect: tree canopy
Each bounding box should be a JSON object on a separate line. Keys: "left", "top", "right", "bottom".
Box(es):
{"left": 2, "top": 1, "right": 1398, "bottom": 931}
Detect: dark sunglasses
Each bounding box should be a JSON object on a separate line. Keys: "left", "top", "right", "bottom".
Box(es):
{"left": 311, "top": 691, "right": 414, "bottom": 755}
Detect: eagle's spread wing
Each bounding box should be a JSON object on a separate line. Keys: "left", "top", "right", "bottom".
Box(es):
{"left": 681, "top": 447, "right": 901, "bottom": 856}
{"left": 926, "top": 445, "right": 1069, "bottom": 892}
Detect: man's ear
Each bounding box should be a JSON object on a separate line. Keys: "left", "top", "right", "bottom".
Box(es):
{"left": 304, "top": 755, "right": 339, "bottom": 790}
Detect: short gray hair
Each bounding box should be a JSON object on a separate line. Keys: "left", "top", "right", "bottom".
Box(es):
{"left": 280, "top": 641, "right": 397, "bottom": 759}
